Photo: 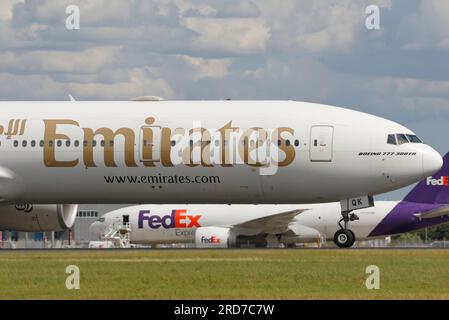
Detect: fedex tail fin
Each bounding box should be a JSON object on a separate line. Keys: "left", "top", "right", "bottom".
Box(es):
{"left": 403, "top": 152, "right": 449, "bottom": 204}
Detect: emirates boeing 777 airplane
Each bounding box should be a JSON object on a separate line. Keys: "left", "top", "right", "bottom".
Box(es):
{"left": 0, "top": 99, "right": 442, "bottom": 238}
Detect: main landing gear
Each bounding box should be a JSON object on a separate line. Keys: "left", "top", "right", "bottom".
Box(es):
{"left": 333, "top": 210, "right": 359, "bottom": 248}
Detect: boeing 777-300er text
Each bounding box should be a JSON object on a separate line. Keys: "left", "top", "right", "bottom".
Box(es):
{"left": 90, "top": 152, "right": 449, "bottom": 248}
{"left": 0, "top": 100, "right": 442, "bottom": 237}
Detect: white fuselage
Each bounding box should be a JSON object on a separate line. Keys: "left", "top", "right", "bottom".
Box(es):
{"left": 0, "top": 100, "right": 440, "bottom": 204}
{"left": 93, "top": 203, "right": 398, "bottom": 244}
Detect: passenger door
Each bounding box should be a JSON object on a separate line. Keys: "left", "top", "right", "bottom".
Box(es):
{"left": 309, "top": 126, "right": 333, "bottom": 162}
{"left": 139, "top": 126, "right": 162, "bottom": 163}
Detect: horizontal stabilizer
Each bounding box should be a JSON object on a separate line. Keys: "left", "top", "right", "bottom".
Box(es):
{"left": 414, "top": 205, "right": 449, "bottom": 219}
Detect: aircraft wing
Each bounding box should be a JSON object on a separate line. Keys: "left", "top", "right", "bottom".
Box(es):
{"left": 414, "top": 205, "right": 449, "bottom": 219}
{"left": 231, "top": 209, "right": 307, "bottom": 236}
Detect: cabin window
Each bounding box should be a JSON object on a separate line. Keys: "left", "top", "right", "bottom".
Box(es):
{"left": 13, "top": 140, "right": 18, "bottom": 147}
{"left": 294, "top": 139, "right": 300, "bottom": 147}
{"left": 74, "top": 140, "right": 79, "bottom": 147}
{"left": 31, "top": 140, "right": 36, "bottom": 147}
{"left": 109, "top": 140, "right": 114, "bottom": 147}
{"left": 40, "top": 140, "right": 44, "bottom": 147}
{"left": 22, "top": 140, "right": 27, "bottom": 147}
{"left": 171, "top": 140, "right": 176, "bottom": 147}
{"left": 100, "top": 140, "right": 105, "bottom": 147}
{"left": 57, "top": 140, "right": 62, "bottom": 147}
{"left": 48, "top": 140, "right": 54, "bottom": 147}
{"left": 285, "top": 139, "right": 291, "bottom": 146}
{"left": 66, "top": 140, "right": 71, "bottom": 147}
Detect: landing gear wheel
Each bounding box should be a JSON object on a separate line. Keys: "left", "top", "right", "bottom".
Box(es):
{"left": 334, "top": 229, "right": 355, "bottom": 248}
{"left": 346, "top": 229, "right": 355, "bottom": 247}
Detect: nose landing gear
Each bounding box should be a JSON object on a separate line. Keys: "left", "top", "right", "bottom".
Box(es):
{"left": 334, "top": 196, "right": 373, "bottom": 248}
{"left": 333, "top": 211, "right": 359, "bottom": 248}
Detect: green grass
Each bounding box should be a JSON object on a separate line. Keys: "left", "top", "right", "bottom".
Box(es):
{"left": 0, "top": 249, "right": 449, "bottom": 299}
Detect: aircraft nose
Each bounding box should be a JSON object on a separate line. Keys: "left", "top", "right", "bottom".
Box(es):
{"left": 422, "top": 147, "right": 443, "bottom": 177}
{"left": 89, "top": 221, "right": 107, "bottom": 236}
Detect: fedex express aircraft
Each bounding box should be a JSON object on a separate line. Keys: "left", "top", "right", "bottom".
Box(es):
{"left": 90, "top": 152, "right": 449, "bottom": 248}
{"left": 0, "top": 99, "right": 442, "bottom": 242}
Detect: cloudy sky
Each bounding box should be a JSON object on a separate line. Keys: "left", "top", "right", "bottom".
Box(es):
{"left": 1, "top": 0, "right": 448, "bottom": 199}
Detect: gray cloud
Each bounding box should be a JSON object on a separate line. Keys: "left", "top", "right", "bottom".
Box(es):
{"left": 1, "top": 0, "right": 449, "bottom": 200}
{"left": 181, "top": 0, "right": 261, "bottom": 19}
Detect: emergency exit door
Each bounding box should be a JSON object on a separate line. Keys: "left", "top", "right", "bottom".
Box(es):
{"left": 309, "top": 126, "right": 333, "bottom": 162}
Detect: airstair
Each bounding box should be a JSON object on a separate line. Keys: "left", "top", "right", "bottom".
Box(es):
{"left": 100, "top": 221, "right": 132, "bottom": 248}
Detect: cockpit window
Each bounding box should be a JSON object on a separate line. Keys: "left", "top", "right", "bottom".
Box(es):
{"left": 387, "top": 134, "right": 397, "bottom": 145}
{"left": 396, "top": 134, "right": 409, "bottom": 145}
{"left": 387, "top": 133, "right": 423, "bottom": 145}
{"left": 97, "top": 217, "right": 105, "bottom": 222}
{"left": 406, "top": 134, "right": 422, "bottom": 143}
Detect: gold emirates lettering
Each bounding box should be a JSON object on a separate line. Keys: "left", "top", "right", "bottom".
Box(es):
{"left": 43, "top": 117, "right": 296, "bottom": 168}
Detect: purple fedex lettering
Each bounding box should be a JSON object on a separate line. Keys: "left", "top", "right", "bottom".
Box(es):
{"left": 149, "top": 215, "right": 161, "bottom": 228}
{"left": 161, "top": 214, "right": 172, "bottom": 228}
{"left": 138, "top": 210, "right": 174, "bottom": 229}
{"left": 138, "top": 210, "right": 151, "bottom": 228}
{"left": 138, "top": 209, "right": 202, "bottom": 229}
